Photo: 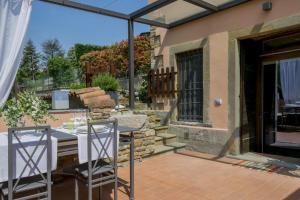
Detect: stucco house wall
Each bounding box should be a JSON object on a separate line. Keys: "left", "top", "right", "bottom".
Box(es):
{"left": 150, "top": 0, "right": 300, "bottom": 155}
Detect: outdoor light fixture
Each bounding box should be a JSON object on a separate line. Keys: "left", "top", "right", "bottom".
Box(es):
{"left": 262, "top": 1, "right": 272, "bottom": 11}
{"left": 214, "top": 98, "right": 222, "bottom": 106}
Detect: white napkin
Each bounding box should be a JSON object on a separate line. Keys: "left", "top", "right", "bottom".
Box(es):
{"left": 0, "top": 131, "right": 57, "bottom": 182}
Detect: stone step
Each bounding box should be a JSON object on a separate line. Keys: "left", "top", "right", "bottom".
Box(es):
{"left": 154, "top": 117, "right": 161, "bottom": 122}
{"left": 155, "top": 136, "right": 164, "bottom": 146}
{"left": 154, "top": 126, "right": 169, "bottom": 134}
{"left": 156, "top": 133, "right": 177, "bottom": 145}
{"left": 153, "top": 142, "right": 186, "bottom": 156}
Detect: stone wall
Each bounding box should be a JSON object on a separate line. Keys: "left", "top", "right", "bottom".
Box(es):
{"left": 169, "top": 124, "right": 230, "bottom": 156}
{"left": 113, "top": 109, "right": 176, "bottom": 164}
{"left": 112, "top": 114, "right": 157, "bottom": 164}
{"left": 133, "top": 110, "right": 170, "bottom": 127}
{"left": 118, "top": 129, "right": 156, "bottom": 163}
{"left": 90, "top": 108, "right": 112, "bottom": 120}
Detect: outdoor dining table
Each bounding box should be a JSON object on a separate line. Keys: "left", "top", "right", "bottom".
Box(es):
{"left": 285, "top": 104, "right": 300, "bottom": 108}
{"left": 284, "top": 104, "right": 300, "bottom": 116}
{"left": 51, "top": 125, "right": 139, "bottom": 200}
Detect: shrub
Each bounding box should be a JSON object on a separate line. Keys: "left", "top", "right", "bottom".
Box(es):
{"left": 0, "top": 91, "right": 52, "bottom": 127}
{"left": 138, "top": 79, "right": 150, "bottom": 103}
{"left": 0, "top": 97, "right": 24, "bottom": 127}
{"left": 70, "top": 82, "right": 86, "bottom": 89}
{"left": 18, "top": 91, "right": 52, "bottom": 126}
{"left": 92, "top": 73, "right": 119, "bottom": 91}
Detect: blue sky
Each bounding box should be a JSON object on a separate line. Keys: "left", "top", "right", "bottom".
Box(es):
{"left": 28, "top": 0, "right": 149, "bottom": 52}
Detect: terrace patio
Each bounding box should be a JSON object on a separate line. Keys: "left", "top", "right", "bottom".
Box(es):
{"left": 2, "top": 0, "right": 300, "bottom": 199}
{"left": 52, "top": 151, "right": 300, "bottom": 200}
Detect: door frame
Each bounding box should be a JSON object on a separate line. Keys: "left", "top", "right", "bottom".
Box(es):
{"left": 258, "top": 51, "right": 300, "bottom": 157}
{"left": 240, "top": 34, "right": 300, "bottom": 156}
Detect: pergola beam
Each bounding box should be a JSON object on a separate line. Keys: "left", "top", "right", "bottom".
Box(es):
{"left": 184, "top": 0, "right": 218, "bottom": 11}
{"left": 130, "top": 0, "right": 177, "bottom": 19}
{"left": 169, "top": 0, "right": 250, "bottom": 28}
{"left": 38, "top": 0, "right": 170, "bottom": 28}
{"left": 39, "top": 0, "right": 130, "bottom": 20}
{"left": 135, "top": 18, "right": 169, "bottom": 28}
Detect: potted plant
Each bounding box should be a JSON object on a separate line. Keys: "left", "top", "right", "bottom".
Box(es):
{"left": 92, "top": 73, "right": 119, "bottom": 105}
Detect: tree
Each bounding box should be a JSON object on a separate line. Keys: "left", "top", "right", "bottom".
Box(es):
{"left": 67, "top": 46, "right": 81, "bottom": 80}
{"left": 42, "top": 39, "right": 64, "bottom": 63}
{"left": 66, "top": 44, "right": 107, "bottom": 81}
{"left": 17, "top": 40, "right": 40, "bottom": 84}
{"left": 42, "top": 39, "right": 65, "bottom": 86}
{"left": 47, "top": 57, "right": 75, "bottom": 88}
{"left": 80, "top": 35, "right": 151, "bottom": 80}
{"left": 73, "top": 44, "right": 107, "bottom": 62}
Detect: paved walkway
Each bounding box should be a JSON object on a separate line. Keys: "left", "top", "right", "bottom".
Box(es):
{"left": 53, "top": 151, "right": 300, "bottom": 200}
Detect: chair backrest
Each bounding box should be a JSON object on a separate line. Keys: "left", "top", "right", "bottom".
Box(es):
{"left": 87, "top": 119, "right": 118, "bottom": 175}
{"left": 278, "top": 99, "right": 286, "bottom": 113}
{"left": 7, "top": 126, "right": 52, "bottom": 200}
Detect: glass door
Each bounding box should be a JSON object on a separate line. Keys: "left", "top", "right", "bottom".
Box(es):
{"left": 262, "top": 58, "right": 300, "bottom": 157}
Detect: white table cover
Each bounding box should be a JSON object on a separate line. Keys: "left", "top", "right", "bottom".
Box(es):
{"left": 0, "top": 131, "right": 57, "bottom": 182}
{"left": 77, "top": 129, "right": 119, "bottom": 164}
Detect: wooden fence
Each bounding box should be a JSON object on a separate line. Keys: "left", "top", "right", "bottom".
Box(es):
{"left": 148, "top": 67, "right": 177, "bottom": 97}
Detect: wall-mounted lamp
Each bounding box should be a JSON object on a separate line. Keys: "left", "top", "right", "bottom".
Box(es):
{"left": 214, "top": 98, "right": 222, "bottom": 106}
{"left": 262, "top": 1, "right": 272, "bottom": 11}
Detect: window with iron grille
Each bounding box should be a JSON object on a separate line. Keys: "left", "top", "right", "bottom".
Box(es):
{"left": 177, "top": 49, "right": 203, "bottom": 122}
{"left": 154, "top": 35, "right": 161, "bottom": 47}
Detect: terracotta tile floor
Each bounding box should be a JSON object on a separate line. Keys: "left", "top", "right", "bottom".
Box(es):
{"left": 53, "top": 151, "right": 300, "bottom": 200}
{"left": 277, "top": 132, "right": 300, "bottom": 144}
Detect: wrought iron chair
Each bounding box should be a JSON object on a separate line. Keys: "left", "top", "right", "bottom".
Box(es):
{"left": 74, "top": 119, "right": 118, "bottom": 200}
{"left": 0, "top": 126, "right": 53, "bottom": 200}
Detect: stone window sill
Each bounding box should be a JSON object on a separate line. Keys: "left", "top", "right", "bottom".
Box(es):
{"left": 170, "top": 120, "right": 212, "bottom": 128}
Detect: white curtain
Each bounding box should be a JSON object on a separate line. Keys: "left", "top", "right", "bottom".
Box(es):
{"left": 280, "top": 58, "right": 300, "bottom": 104}
{"left": 0, "top": 0, "right": 32, "bottom": 107}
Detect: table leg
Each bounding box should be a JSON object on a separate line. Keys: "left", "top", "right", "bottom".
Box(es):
{"left": 130, "top": 131, "right": 134, "bottom": 200}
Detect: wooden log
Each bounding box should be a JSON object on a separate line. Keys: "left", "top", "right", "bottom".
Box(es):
{"left": 79, "top": 90, "right": 106, "bottom": 100}
{"left": 83, "top": 95, "right": 115, "bottom": 109}
{"left": 75, "top": 87, "right": 100, "bottom": 95}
